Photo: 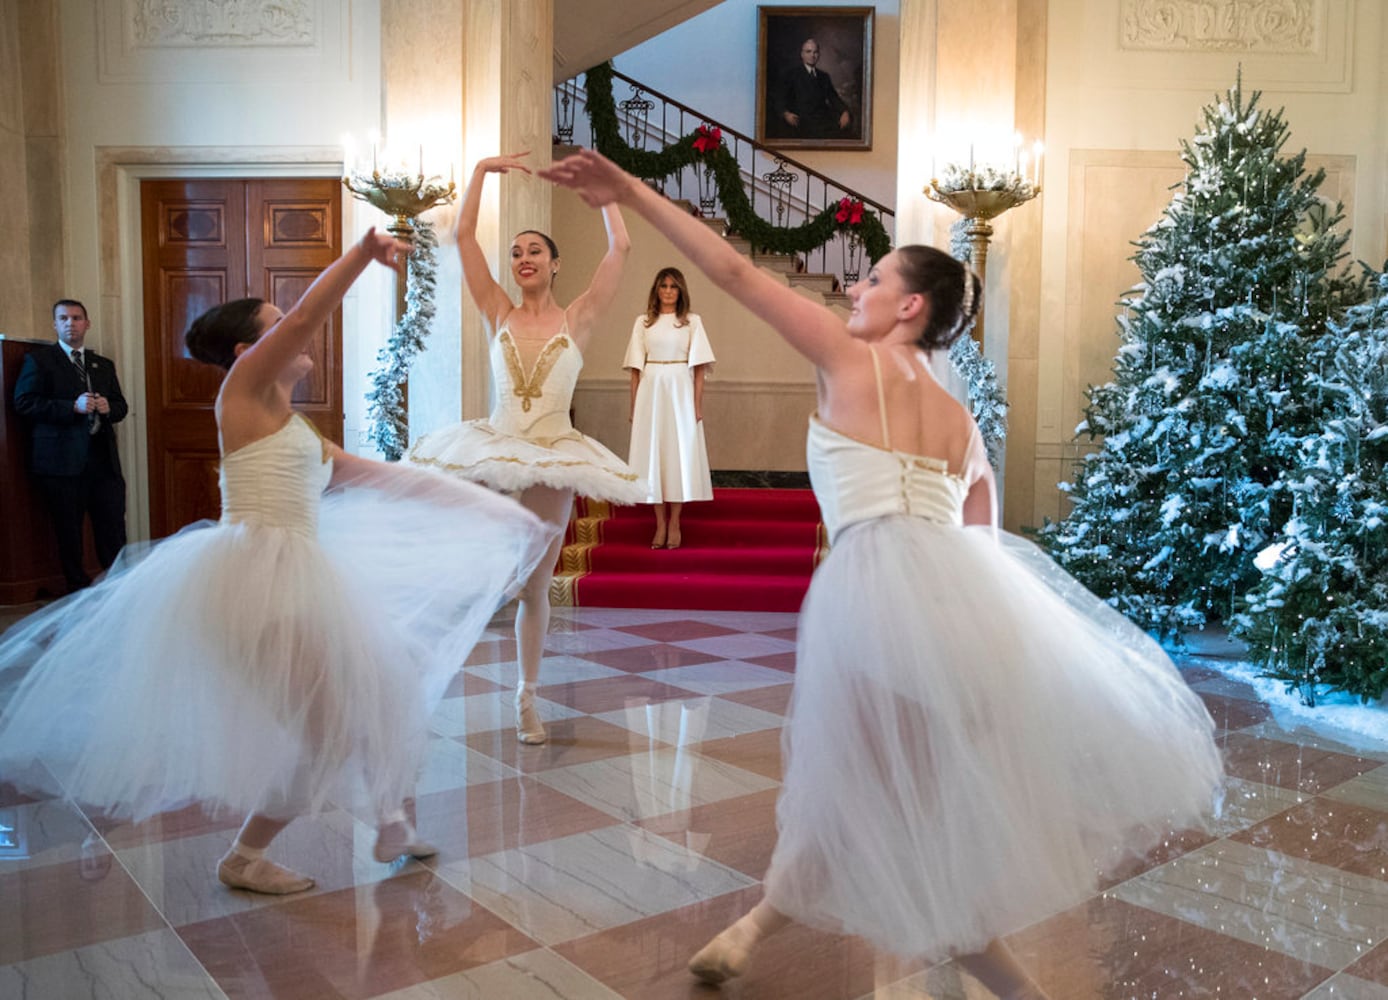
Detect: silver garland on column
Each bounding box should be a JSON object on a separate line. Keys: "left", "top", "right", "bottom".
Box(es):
{"left": 364, "top": 219, "right": 438, "bottom": 461}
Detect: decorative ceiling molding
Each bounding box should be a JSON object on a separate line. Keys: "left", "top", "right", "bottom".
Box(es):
{"left": 1120, "top": 0, "right": 1318, "bottom": 53}
{"left": 129, "top": 0, "right": 314, "bottom": 47}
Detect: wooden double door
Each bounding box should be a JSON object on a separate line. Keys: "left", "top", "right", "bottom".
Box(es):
{"left": 141, "top": 178, "right": 343, "bottom": 538}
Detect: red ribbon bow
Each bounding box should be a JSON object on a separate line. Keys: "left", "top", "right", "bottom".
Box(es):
{"left": 835, "top": 197, "right": 864, "bottom": 226}
{"left": 692, "top": 125, "right": 722, "bottom": 154}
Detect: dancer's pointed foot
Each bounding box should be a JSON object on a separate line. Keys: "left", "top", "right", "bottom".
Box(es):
{"left": 688, "top": 918, "right": 758, "bottom": 984}
{"left": 374, "top": 819, "right": 438, "bottom": 863}
{"left": 217, "top": 850, "right": 314, "bottom": 895}
{"left": 517, "top": 682, "right": 548, "bottom": 744}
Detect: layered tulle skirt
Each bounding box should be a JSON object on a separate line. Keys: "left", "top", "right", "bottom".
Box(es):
{"left": 0, "top": 478, "right": 553, "bottom": 821}
{"left": 408, "top": 420, "right": 647, "bottom": 503}
{"left": 764, "top": 516, "right": 1223, "bottom": 960}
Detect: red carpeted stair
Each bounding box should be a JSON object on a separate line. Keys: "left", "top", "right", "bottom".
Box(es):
{"left": 551, "top": 488, "right": 825, "bottom": 611}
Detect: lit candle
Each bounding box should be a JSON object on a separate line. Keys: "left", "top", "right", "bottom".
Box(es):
{"left": 419, "top": 144, "right": 424, "bottom": 178}
{"left": 1032, "top": 141, "right": 1044, "bottom": 187}
{"left": 372, "top": 141, "right": 378, "bottom": 173}
{"left": 968, "top": 143, "right": 975, "bottom": 176}
{"left": 1014, "top": 131, "right": 1022, "bottom": 178}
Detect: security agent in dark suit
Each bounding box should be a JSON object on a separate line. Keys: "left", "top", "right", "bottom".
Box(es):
{"left": 13, "top": 299, "right": 128, "bottom": 592}
{"left": 777, "top": 38, "right": 852, "bottom": 139}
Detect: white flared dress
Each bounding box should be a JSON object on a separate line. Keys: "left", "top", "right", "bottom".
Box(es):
{"left": 408, "top": 324, "right": 645, "bottom": 503}
{"left": 0, "top": 414, "right": 553, "bottom": 820}
{"left": 764, "top": 375, "right": 1223, "bottom": 961}
{"left": 622, "top": 313, "right": 715, "bottom": 504}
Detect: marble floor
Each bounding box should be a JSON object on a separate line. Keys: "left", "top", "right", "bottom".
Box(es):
{"left": 2, "top": 605, "right": 1388, "bottom": 999}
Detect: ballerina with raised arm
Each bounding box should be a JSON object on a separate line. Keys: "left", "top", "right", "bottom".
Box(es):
{"left": 408, "top": 152, "right": 643, "bottom": 745}
{"left": 541, "top": 150, "right": 1222, "bottom": 997}
{"left": 0, "top": 229, "right": 554, "bottom": 894}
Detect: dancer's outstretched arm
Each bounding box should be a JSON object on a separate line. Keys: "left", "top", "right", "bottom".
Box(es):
{"left": 567, "top": 204, "right": 631, "bottom": 353}
{"left": 541, "top": 151, "right": 851, "bottom": 373}
{"left": 457, "top": 153, "right": 530, "bottom": 328}
{"left": 226, "top": 228, "right": 406, "bottom": 393}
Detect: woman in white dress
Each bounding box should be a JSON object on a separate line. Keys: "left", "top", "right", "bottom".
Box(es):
{"left": 623, "top": 267, "right": 716, "bottom": 548}
{"left": 542, "top": 150, "right": 1223, "bottom": 998}
{"left": 0, "top": 229, "right": 554, "bottom": 895}
{"left": 407, "top": 152, "right": 642, "bottom": 745}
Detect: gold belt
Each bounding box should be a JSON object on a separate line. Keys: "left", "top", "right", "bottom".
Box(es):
{"left": 646, "top": 359, "right": 688, "bottom": 364}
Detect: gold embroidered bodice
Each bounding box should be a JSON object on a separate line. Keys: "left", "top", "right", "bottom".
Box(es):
{"left": 488, "top": 327, "right": 584, "bottom": 443}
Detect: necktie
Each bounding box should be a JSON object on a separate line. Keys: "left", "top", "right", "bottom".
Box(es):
{"left": 72, "top": 349, "right": 99, "bottom": 434}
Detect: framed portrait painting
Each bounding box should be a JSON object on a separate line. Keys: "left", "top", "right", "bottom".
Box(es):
{"left": 756, "top": 6, "right": 873, "bottom": 150}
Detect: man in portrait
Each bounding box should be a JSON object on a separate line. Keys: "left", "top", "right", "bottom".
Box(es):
{"left": 775, "top": 37, "right": 852, "bottom": 140}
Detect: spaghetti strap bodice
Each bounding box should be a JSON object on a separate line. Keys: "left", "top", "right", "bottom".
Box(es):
{"left": 806, "top": 347, "right": 973, "bottom": 544}
{"left": 807, "top": 419, "right": 970, "bottom": 543}
{"left": 219, "top": 414, "right": 332, "bottom": 538}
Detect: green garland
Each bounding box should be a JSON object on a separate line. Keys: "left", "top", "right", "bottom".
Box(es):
{"left": 583, "top": 62, "right": 891, "bottom": 263}
{"left": 364, "top": 218, "right": 438, "bottom": 461}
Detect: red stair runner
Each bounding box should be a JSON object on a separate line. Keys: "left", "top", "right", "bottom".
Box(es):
{"left": 551, "top": 488, "right": 825, "bottom": 611}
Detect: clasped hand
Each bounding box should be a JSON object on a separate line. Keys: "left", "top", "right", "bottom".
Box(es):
{"left": 74, "top": 392, "right": 108, "bottom": 415}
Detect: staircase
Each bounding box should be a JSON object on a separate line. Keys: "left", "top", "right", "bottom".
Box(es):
{"left": 684, "top": 201, "right": 852, "bottom": 310}
{"left": 555, "top": 65, "right": 893, "bottom": 299}
{"left": 550, "top": 489, "right": 826, "bottom": 612}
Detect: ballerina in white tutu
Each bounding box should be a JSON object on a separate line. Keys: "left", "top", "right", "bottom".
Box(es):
{"left": 623, "top": 267, "right": 716, "bottom": 549}
{"left": 0, "top": 229, "right": 554, "bottom": 895}
{"left": 542, "top": 150, "right": 1223, "bottom": 998}
{"left": 408, "top": 152, "right": 641, "bottom": 745}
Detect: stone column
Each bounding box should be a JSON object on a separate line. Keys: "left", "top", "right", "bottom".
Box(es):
{"left": 378, "top": 0, "right": 553, "bottom": 430}
{"left": 895, "top": 0, "right": 1045, "bottom": 533}
{"left": 459, "top": 0, "right": 553, "bottom": 419}
{"left": 380, "top": 0, "right": 465, "bottom": 437}
{"left": 0, "top": 0, "right": 65, "bottom": 339}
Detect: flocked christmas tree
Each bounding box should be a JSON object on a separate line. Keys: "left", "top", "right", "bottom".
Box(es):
{"left": 1233, "top": 273, "right": 1388, "bottom": 703}
{"left": 1037, "top": 75, "right": 1359, "bottom": 639}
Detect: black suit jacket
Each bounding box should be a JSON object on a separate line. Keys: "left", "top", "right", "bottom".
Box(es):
{"left": 777, "top": 65, "right": 850, "bottom": 138}
{"left": 13, "top": 342, "right": 128, "bottom": 478}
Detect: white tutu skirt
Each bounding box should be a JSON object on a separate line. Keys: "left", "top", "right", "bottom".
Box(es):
{"left": 765, "top": 517, "right": 1223, "bottom": 960}
{"left": 409, "top": 420, "right": 647, "bottom": 504}
{"left": 0, "top": 478, "right": 553, "bottom": 821}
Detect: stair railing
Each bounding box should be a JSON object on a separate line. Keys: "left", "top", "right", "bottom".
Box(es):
{"left": 555, "top": 67, "right": 895, "bottom": 291}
